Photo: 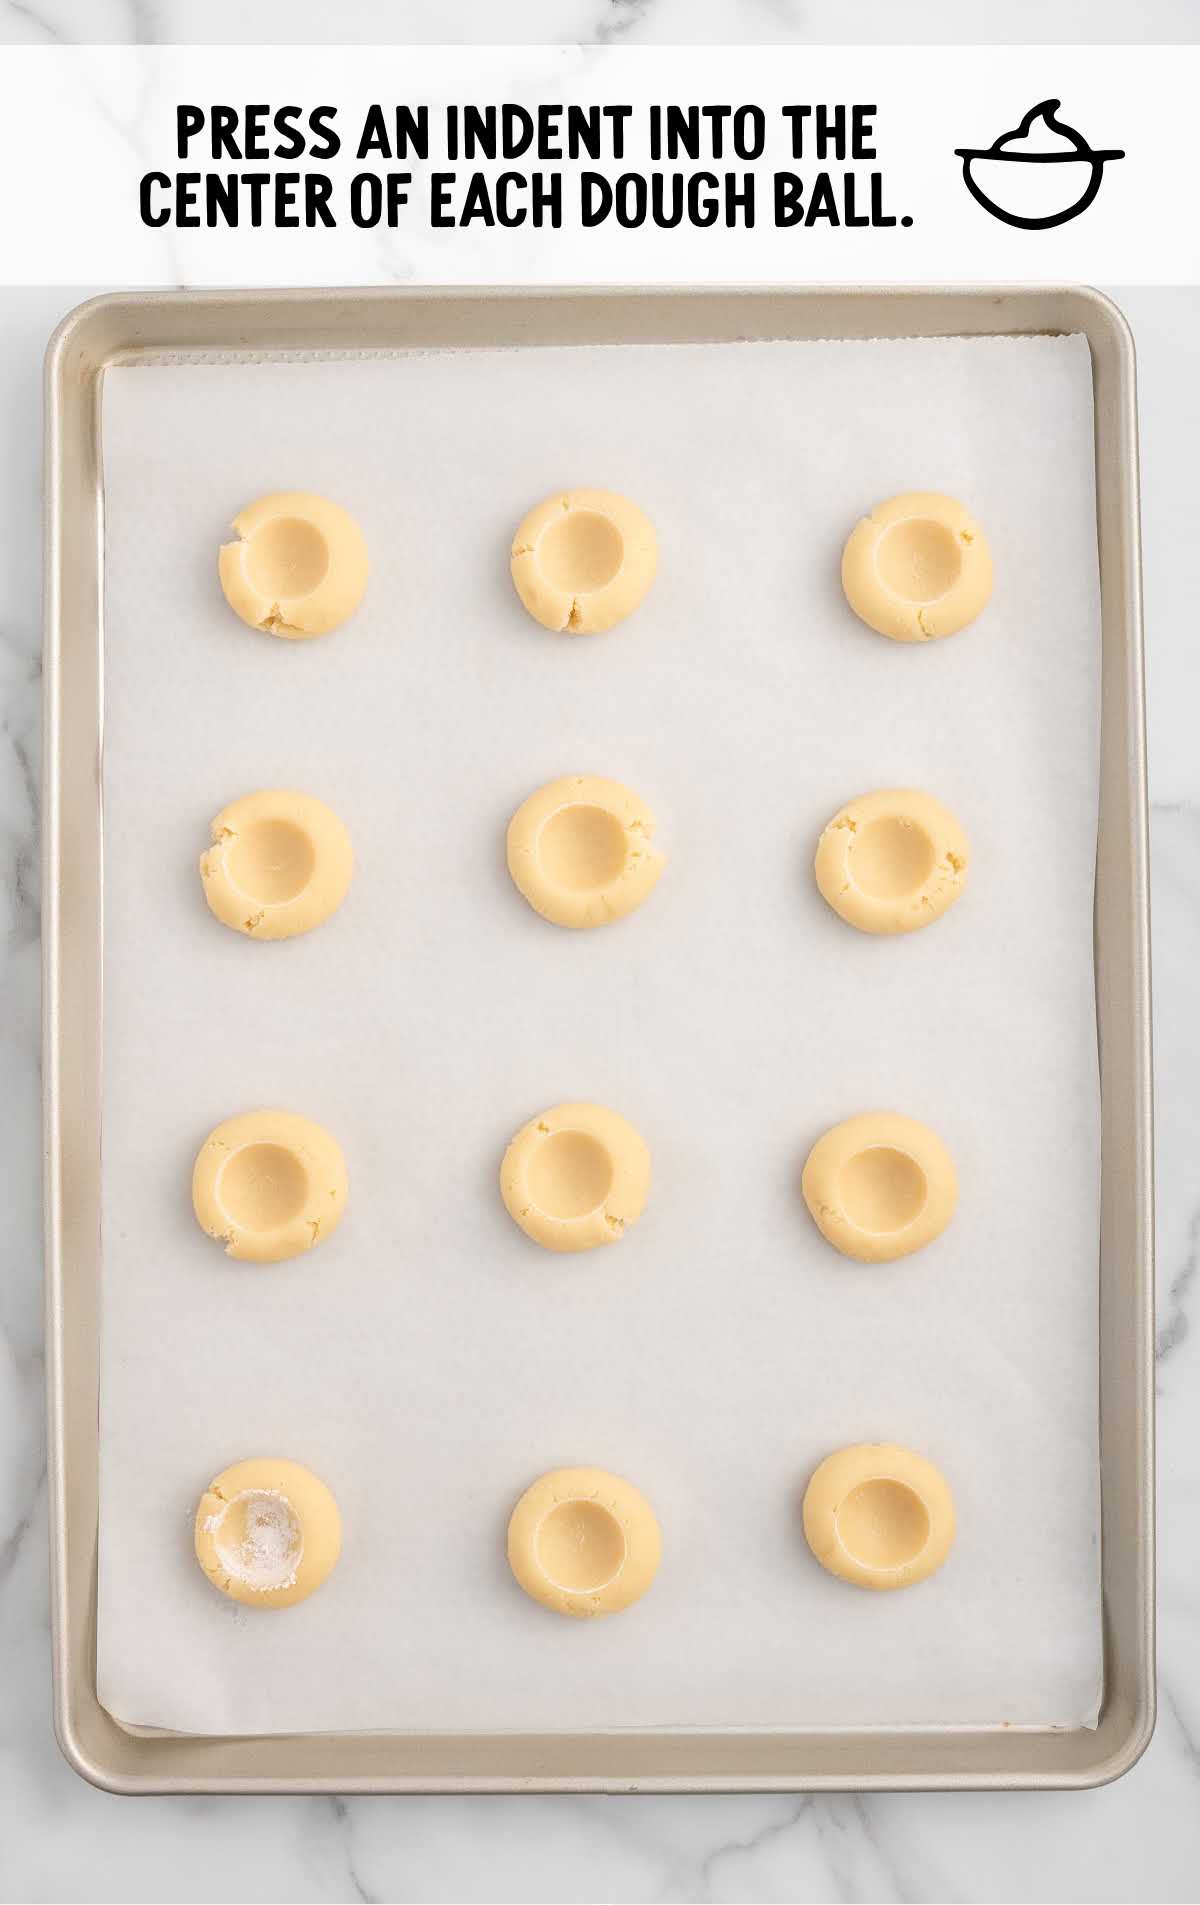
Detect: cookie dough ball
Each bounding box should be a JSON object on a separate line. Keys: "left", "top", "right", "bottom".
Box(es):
{"left": 841, "top": 491, "right": 992, "bottom": 643}
{"left": 802, "top": 1111, "right": 957, "bottom": 1263}
{"left": 194, "top": 1457, "right": 342, "bottom": 1608}
{"left": 814, "top": 787, "right": 968, "bottom": 936}
{"left": 219, "top": 491, "right": 368, "bottom": 639}
{"left": 507, "top": 774, "right": 665, "bottom": 929}
{"left": 510, "top": 488, "right": 656, "bottom": 633}
{"left": 802, "top": 1444, "right": 955, "bottom": 1591}
{"left": 501, "top": 1102, "right": 650, "bottom": 1253}
{"left": 507, "top": 1467, "right": 661, "bottom": 1617}
{"left": 192, "top": 1109, "right": 348, "bottom": 1263}
{"left": 200, "top": 788, "right": 353, "bottom": 940}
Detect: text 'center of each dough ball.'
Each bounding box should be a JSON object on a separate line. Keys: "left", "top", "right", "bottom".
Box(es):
{"left": 537, "top": 510, "right": 624, "bottom": 593}
{"left": 528, "top": 1130, "right": 615, "bottom": 1220}
{"left": 538, "top": 804, "right": 629, "bottom": 890}
{"left": 243, "top": 516, "right": 332, "bottom": 598}
{"left": 875, "top": 517, "right": 963, "bottom": 603}
{"left": 836, "top": 1479, "right": 930, "bottom": 1570}
{"left": 228, "top": 819, "right": 317, "bottom": 903}
{"left": 219, "top": 1142, "right": 311, "bottom": 1230}
{"left": 849, "top": 817, "right": 937, "bottom": 900}
{"left": 839, "top": 1145, "right": 928, "bottom": 1233}
{"left": 213, "top": 1490, "right": 303, "bottom": 1591}
{"left": 537, "top": 1500, "right": 627, "bottom": 1593}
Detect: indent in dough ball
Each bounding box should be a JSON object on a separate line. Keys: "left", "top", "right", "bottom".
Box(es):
{"left": 192, "top": 1108, "right": 348, "bottom": 1263}
{"left": 219, "top": 491, "right": 368, "bottom": 638}
{"left": 841, "top": 491, "right": 992, "bottom": 642}
{"left": 814, "top": 787, "right": 968, "bottom": 936}
{"left": 510, "top": 488, "right": 656, "bottom": 633}
{"left": 506, "top": 774, "right": 665, "bottom": 929}
{"left": 194, "top": 1457, "right": 342, "bottom": 1608}
{"left": 200, "top": 788, "right": 353, "bottom": 940}
{"left": 501, "top": 1101, "right": 650, "bottom": 1252}
{"left": 802, "top": 1443, "right": 955, "bottom": 1591}
{"left": 802, "top": 1111, "right": 957, "bottom": 1263}
{"left": 507, "top": 1466, "right": 661, "bottom": 1617}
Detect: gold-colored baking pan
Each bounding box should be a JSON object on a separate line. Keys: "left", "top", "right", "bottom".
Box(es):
{"left": 43, "top": 285, "right": 1153, "bottom": 1792}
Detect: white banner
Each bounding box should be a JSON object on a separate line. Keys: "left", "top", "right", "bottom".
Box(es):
{"left": 2, "top": 43, "right": 1195, "bottom": 283}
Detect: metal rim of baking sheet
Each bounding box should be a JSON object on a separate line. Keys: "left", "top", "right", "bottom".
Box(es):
{"left": 42, "top": 283, "right": 1154, "bottom": 1795}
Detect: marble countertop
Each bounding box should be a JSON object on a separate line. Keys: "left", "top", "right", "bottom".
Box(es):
{"left": 3, "top": 0, "right": 1200, "bottom": 44}
{"left": 2, "top": 279, "right": 1196, "bottom": 1905}
{"left": 1, "top": 12, "right": 1199, "bottom": 1902}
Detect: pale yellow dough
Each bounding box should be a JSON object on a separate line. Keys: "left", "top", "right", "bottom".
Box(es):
{"left": 192, "top": 1109, "right": 348, "bottom": 1263}
{"left": 506, "top": 774, "right": 665, "bottom": 929}
{"left": 814, "top": 787, "right": 968, "bottom": 936}
{"left": 501, "top": 1101, "right": 650, "bottom": 1252}
{"left": 219, "top": 491, "right": 368, "bottom": 638}
{"left": 802, "top": 1111, "right": 957, "bottom": 1263}
{"left": 194, "top": 1457, "right": 342, "bottom": 1608}
{"left": 510, "top": 488, "right": 657, "bottom": 633}
{"left": 802, "top": 1443, "right": 955, "bottom": 1591}
{"left": 841, "top": 491, "right": 992, "bottom": 642}
{"left": 200, "top": 788, "right": 353, "bottom": 940}
{"left": 507, "top": 1466, "right": 661, "bottom": 1617}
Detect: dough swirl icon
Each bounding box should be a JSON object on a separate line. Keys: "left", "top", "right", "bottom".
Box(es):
{"left": 955, "top": 99, "right": 1124, "bottom": 230}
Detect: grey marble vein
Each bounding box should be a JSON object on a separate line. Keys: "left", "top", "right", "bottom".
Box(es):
{"left": 1160, "top": 1680, "right": 1200, "bottom": 1781}
{"left": 1157, "top": 1207, "right": 1197, "bottom": 1367}
{"left": 594, "top": 0, "right": 656, "bottom": 47}
{"left": 328, "top": 1797, "right": 375, "bottom": 1905}
{"left": 697, "top": 1798, "right": 813, "bottom": 1900}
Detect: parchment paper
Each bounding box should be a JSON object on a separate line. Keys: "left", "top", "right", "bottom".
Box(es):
{"left": 98, "top": 335, "right": 1102, "bottom": 1735}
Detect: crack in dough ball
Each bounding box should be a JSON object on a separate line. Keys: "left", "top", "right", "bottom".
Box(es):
{"left": 200, "top": 788, "right": 353, "bottom": 940}
{"left": 500, "top": 1101, "right": 651, "bottom": 1253}
{"left": 841, "top": 491, "right": 992, "bottom": 642}
{"left": 506, "top": 774, "right": 665, "bottom": 930}
{"left": 510, "top": 489, "right": 657, "bottom": 634}
{"left": 814, "top": 788, "right": 968, "bottom": 936}
{"left": 192, "top": 1108, "right": 348, "bottom": 1264}
{"left": 219, "top": 491, "right": 368, "bottom": 639}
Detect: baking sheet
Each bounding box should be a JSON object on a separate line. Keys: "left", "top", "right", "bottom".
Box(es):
{"left": 97, "top": 335, "right": 1102, "bottom": 1736}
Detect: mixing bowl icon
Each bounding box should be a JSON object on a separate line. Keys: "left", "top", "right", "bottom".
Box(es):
{"left": 955, "top": 99, "right": 1124, "bottom": 230}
